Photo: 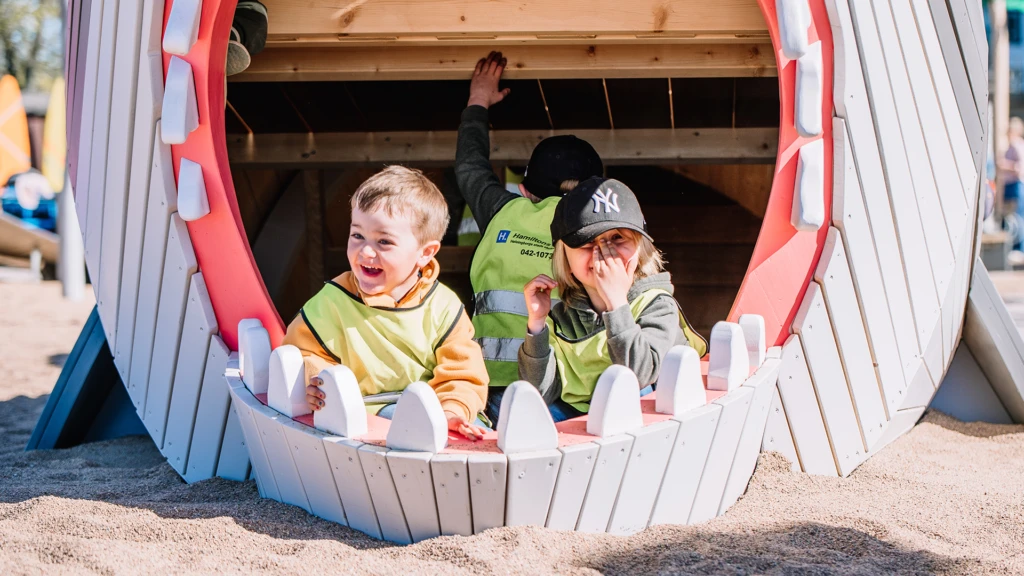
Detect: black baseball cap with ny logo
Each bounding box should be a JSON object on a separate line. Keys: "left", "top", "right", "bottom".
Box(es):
{"left": 550, "top": 177, "right": 652, "bottom": 249}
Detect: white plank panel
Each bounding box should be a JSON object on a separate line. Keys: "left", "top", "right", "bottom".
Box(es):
{"left": 431, "top": 454, "right": 473, "bottom": 537}
{"left": 848, "top": 0, "right": 942, "bottom": 376}
{"left": 888, "top": 0, "right": 969, "bottom": 251}
{"left": 96, "top": 0, "right": 145, "bottom": 346}
{"left": 649, "top": 403, "right": 722, "bottom": 527}
{"left": 83, "top": 0, "right": 120, "bottom": 290}
{"left": 215, "top": 403, "right": 251, "bottom": 482}
{"left": 73, "top": 0, "right": 106, "bottom": 237}
{"left": 964, "top": 262, "right": 1024, "bottom": 420}
{"left": 162, "top": 273, "right": 217, "bottom": 472}
{"left": 869, "top": 0, "right": 956, "bottom": 311}
{"left": 607, "top": 420, "right": 679, "bottom": 535}
{"left": 719, "top": 359, "right": 781, "bottom": 515}
{"left": 387, "top": 451, "right": 440, "bottom": 542}
{"left": 688, "top": 386, "right": 753, "bottom": 524}
{"left": 280, "top": 420, "right": 348, "bottom": 526}
{"left": 323, "top": 438, "right": 382, "bottom": 540}
{"left": 142, "top": 215, "right": 197, "bottom": 442}
{"left": 85, "top": 0, "right": 121, "bottom": 317}
{"left": 815, "top": 228, "right": 889, "bottom": 440}
{"left": 226, "top": 380, "right": 280, "bottom": 500}
{"left": 505, "top": 450, "right": 561, "bottom": 527}
{"left": 546, "top": 443, "right": 599, "bottom": 531}
{"left": 793, "top": 284, "right": 867, "bottom": 475}
{"left": 113, "top": 0, "right": 167, "bottom": 381}
{"left": 868, "top": 407, "right": 926, "bottom": 456}
{"left": 126, "top": 131, "right": 177, "bottom": 410}
{"left": 575, "top": 435, "right": 632, "bottom": 532}
{"left": 946, "top": 0, "right": 988, "bottom": 117}
{"left": 358, "top": 444, "right": 412, "bottom": 544}
{"left": 910, "top": 0, "right": 978, "bottom": 201}
{"left": 760, "top": 389, "right": 801, "bottom": 472}
{"left": 832, "top": 119, "right": 910, "bottom": 412}
{"left": 776, "top": 334, "right": 838, "bottom": 476}
{"left": 184, "top": 336, "right": 232, "bottom": 483}
{"left": 825, "top": 2, "right": 922, "bottom": 389}
{"left": 899, "top": 365, "right": 936, "bottom": 411}
{"left": 467, "top": 453, "right": 507, "bottom": 534}
{"left": 252, "top": 407, "right": 312, "bottom": 513}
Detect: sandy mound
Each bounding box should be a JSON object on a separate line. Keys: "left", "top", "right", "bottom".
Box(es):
{"left": 1, "top": 282, "right": 1022, "bottom": 575}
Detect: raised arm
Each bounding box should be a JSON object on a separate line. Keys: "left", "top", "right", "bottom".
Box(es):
{"left": 455, "top": 51, "right": 519, "bottom": 231}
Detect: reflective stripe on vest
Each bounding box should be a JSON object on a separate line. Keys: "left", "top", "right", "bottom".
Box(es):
{"left": 301, "top": 280, "right": 464, "bottom": 398}
{"left": 551, "top": 288, "right": 707, "bottom": 413}
{"left": 475, "top": 336, "right": 523, "bottom": 363}
{"left": 474, "top": 289, "right": 563, "bottom": 317}
{"left": 470, "top": 196, "right": 561, "bottom": 387}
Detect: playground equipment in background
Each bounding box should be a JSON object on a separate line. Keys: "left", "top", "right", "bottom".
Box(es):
{"left": 40, "top": 0, "right": 1024, "bottom": 544}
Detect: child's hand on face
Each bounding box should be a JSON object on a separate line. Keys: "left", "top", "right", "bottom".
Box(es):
{"left": 592, "top": 238, "right": 633, "bottom": 311}
{"left": 524, "top": 274, "right": 557, "bottom": 334}
{"left": 445, "top": 411, "right": 486, "bottom": 441}
{"left": 467, "top": 51, "right": 511, "bottom": 109}
{"left": 306, "top": 376, "right": 325, "bottom": 412}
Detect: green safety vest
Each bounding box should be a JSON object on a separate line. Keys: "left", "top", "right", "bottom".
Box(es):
{"left": 551, "top": 288, "right": 708, "bottom": 413}
{"left": 458, "top": 168, "right": 524, "bottom": 248}
{"left": 457, "top": 204, "right": 482, "bottom": 246}
{"left": 470, "top": 195, "right": 562, "bottom": 388}
{"left": 300, "top": 280, "right": 464, "bottom": 411}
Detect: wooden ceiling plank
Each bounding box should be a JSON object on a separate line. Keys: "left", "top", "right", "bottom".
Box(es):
{"left": 233, "top": 43, "right": 776, "bottom": 82}
{"left": 262, "top": 0, "right": 768, "bottom": 39}
{"left": 226, "top": 128, "right": 779, "bottom": 167}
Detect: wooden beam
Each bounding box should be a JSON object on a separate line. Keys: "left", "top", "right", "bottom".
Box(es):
{"left": 303, "top": 170, "right": 326, "bottom": 290}
{"left": 235, "top": 43, "right": 776, "bottom": 82}
{"left": 262, "top": 0, "right": 768, "bottom": 42}
{"left": 668, "top": 164, "right": 774, "bottom": 217}
{"left": 227, "top": 128, "right": 779, "bottom": 167}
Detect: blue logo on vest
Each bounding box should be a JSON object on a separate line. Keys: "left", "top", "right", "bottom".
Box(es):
{"left": 496, "top": 230, "right": 511, "bottom": 243}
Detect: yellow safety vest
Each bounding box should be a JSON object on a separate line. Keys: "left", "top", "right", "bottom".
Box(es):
{"left": 300, "top": 280, "right": 464, "bottom": 406}
{"left": 457, "top": 204, "right": 482, "bottom": 246}
{"left": 551, "top": 288, "right": 707, "bottom": 412}
{"left": 458, "top": 168, "right": 524, "bottom": 248}
{"left": 470, "top": 195, "right": 561, "bottom": 388}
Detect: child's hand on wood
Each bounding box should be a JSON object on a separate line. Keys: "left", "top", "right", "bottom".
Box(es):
{"left": 592, "top": 238, "right": 633, "bottom": 311}
{"left": 467, "top": 51, "right": 511, "bottom": 109}
{"left": 445, "top": 411, "right": 486, "bottom": 441}
{"left": 306, "top": 376, "right": 325, "bottom": 411}
{"left": 524, "top": 274, "right": 557, "bottom": 334}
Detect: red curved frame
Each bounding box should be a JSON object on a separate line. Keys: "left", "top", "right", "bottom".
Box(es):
{"left": 165, "top": 0, "right": 834, "bottom": 352}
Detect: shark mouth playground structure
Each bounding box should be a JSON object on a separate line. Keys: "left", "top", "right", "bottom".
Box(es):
{"left": 31, "top": 0, "right": 1024, "bottom": 543}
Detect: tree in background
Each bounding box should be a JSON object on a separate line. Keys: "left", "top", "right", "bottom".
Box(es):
{"left": 0, "top": 0, "right": 62, "bottom": 91}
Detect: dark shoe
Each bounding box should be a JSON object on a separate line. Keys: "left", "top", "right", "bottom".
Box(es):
{"left": 234, "top": 1, "right": 268, "bottom": 56}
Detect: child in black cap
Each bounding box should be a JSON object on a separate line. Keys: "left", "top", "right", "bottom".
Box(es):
{"left": 456, "top": 51, "right": 604, "bottom": 423}
{"left": 520, "top": 177, "right": 706, "bottom": 421}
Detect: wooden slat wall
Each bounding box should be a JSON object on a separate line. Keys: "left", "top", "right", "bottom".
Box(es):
{"left": 66, "top": 0, "right": 246, "bottom": 486}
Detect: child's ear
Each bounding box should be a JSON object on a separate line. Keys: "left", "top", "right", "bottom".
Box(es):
{"left": 417, "top": 240, "right": 442, "bottom": 267}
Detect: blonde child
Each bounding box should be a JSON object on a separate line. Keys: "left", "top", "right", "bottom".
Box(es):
{"left": 288, "top": 166, "right": 489, "bottom": 439}
{"left": 519, "top": 177, "right": 706, "bottom": 422}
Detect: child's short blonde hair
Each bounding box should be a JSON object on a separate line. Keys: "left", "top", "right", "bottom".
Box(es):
{"left": 551, "top": 229, "right": 665, "bottom": 303}
{"left": 350, "top": 166, "right": 450, "bottom": 244}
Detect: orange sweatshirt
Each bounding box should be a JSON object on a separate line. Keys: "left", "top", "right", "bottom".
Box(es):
{"left": 282, "top": 259, "right": 488, "bottom": 423}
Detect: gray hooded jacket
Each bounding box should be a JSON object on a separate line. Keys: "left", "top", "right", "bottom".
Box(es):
{"left": 518, "top": 272, "right": 690, "bottom": 404}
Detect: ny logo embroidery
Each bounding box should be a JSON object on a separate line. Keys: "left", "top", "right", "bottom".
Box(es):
{"left": 592, "top": 189, "right": 620, "bottom": 213}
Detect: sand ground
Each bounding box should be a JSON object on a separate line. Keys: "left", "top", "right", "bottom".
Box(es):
{"left": 0, "top": 281, "right": 1022, "bottom": 575}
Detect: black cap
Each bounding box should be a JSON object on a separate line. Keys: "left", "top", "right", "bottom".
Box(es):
{"left": 521, "top": 135, "right": 603, "bottom": 199}
{"left": 550, "top": 177, "right": 651, "bottom": 248}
